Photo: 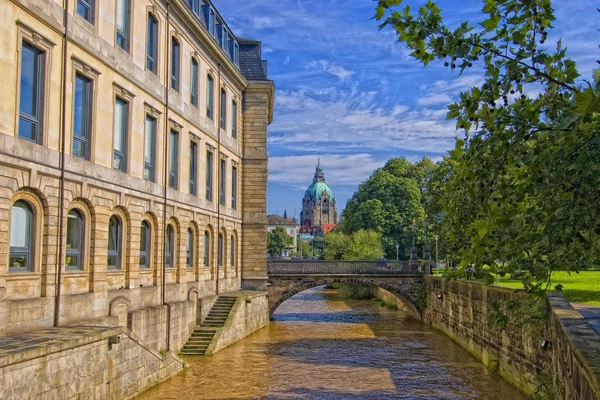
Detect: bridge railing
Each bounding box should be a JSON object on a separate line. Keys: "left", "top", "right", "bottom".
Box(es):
{"left": 266, "top": 260, "right": 431, "bottom": 275}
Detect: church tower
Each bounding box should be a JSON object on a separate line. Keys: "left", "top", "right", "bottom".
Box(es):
{"left": 300, "top": 160, "right": 338, "bottom": 229}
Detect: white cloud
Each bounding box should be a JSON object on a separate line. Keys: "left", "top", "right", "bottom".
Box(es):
{"left": 417, "top": 93, "right": 453, "bottom": 106}
{"left": 251, "top": 16, "right": 286, "bottom": 30}
{"left": 304, "top": 60, "right": 355, "bottom": 81}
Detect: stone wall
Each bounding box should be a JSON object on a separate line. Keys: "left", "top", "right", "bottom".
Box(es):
{"left": 423, "top": 276, "right": 600, "bottom": 399}
{"left": 0, "top": 326, "right": 183, "bottom": 400}
{"left": 205, "top": 291, "right": 269, "bottom": 355}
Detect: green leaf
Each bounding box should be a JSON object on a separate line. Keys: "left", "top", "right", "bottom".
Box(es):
{"left": 481, "top": 15, "right": 500, "bottom": 31}
{"left": 575, "top": 88, "right": 600, "bottom": 115}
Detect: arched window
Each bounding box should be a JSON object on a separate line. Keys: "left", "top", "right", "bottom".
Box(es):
{"left": 218, "top": 233, "right": 223, "bottom": 267}
{"left": 107, "top": 215, "right": 122, "bottom": 269}
{"left": 165, "top": 224, "right": 174, "bottom": 268}
{"left": 140, "top": 221, "right": 151, "bottom": 268}
{"left": 66, "top": 209, "right": 84, "bottom": 270}
{"left": 186, "top": 228, "right": 194, "bottom": 268}
{"left": 204, "top": 230, "right": 210, "bottom": 268}
{"left": 230, "top": 235, "right": 235, "bottom": 267}
{"left": 9, "top": 200, "right": 34, "bottom": 272}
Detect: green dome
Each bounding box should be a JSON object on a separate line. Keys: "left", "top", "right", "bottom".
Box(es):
{"left": 305, "top": 182, "right": 334, "bottom": 201}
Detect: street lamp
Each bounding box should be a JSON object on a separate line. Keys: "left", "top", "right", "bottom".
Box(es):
{"left": 395, "top": 243, "right": 399, "bottom": 262}
{"left": 435, "top": 234, "right": 439, "bottom": 275}
{"left": 410, "top": 220, "right": 417, "bottom": 260}
{"left": 423, "top": 216, "right": 430, "bottom": 260}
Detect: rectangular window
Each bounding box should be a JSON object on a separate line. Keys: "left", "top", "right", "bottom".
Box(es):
{"left": 171, "top": 38, "right": 180, "bottom": 92}
{"left": 232, "top": 166, "right": 237, "bottom": 210}
{"left": 220, "top": 89, "right": 226, "bottom": 129}
{"left": 113, "top": 98, "right": 128, "bottom": 172}
{"left": 191, "top": 58, "right": 199, "bottom": 107}
{"left": 188, "top": 0, "right": 200, "bottom": 16}
{"left": 19, "top": 42, "right": 45, "bottom": 144}
{"left": 231, "top": 100, "right": 238, "bottom": 139}
{"left": 219, "top": 159, "right": 226, "bottom": 206}
{"left": 77, "top": 0, "right": 94, "bottom": 23}
{"left": 73, "top": 73, "right": 93, "bottom": 160}
{"left": 190, "top": 141, "right": 198, "bottom": 195}
{"left": 146, "top": 14, "right": 158, "bottom": 73}
{"left": 144, "top": 115, "right": 156, "bottom": 181}
{"left": 206, "top": 150, "right": 213, "bottom": 201}
{"left": 206, "top": 75, "right": 214, "bottom": 119}
{"left": 169, "top": 130, "right": 179, "bottom": 189}
{"left": 210, "top": 9, "right": 216, "bottom": 37}
{"left": 116, "top": 0, "right": 130, "bottom": 51}
{"left": 234, "top": 42, "right": 239, "bottom": 65}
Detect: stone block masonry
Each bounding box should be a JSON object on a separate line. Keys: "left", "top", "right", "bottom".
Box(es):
{"left": 423, "top": 276, "right": 600, "bottom": 399}
{"left": 0, "top": 326, "right": 183, "bottom": 399}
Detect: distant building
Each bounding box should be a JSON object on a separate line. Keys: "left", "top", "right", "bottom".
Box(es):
{"left": 300, "top": 161, "right": 338, "bottom": 232}
{"left": 267, "top": 213, "right": 299, "bottom": 257}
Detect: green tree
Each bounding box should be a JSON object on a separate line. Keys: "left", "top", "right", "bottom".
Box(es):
{"left": 295, "top": 239, "right": 312, "bottom": 258}
{"left": 342, "top": 158, "right": 425, "bottom": 258}
{"left": 376, "top": 0, "right": 600, "bottom": 291}
{"left": 267, "top": 227, "right": 293, "bottom": 257}
{"left": 344, "top": 230, "right": 385, "bottom": 260}
{"left": 324, "top": 231, "right": 352, "bottom": 260}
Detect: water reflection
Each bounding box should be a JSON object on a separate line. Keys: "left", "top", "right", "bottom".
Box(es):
{"left": 140, "top": 287, "right": 523, "bottom": 399}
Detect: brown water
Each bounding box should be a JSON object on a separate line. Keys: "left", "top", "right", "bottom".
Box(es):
{"left": 140, "top": 287, "right": 524, "bottom": 399}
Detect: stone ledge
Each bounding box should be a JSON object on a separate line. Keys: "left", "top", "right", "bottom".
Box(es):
{"left": 548, "top": 293, "right": 600, "bottom": 396}
{"left": 0, "top": 325, "right": 123, "bottom": 369}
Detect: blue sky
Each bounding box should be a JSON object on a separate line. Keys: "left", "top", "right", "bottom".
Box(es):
{"left": 213, "top": 0, "right": 599, "bottom": 218}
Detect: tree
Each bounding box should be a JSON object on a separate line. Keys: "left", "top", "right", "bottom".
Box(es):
{"left": 342, "top": 158, "right": 425, "bottom": 258}
{"left": 376, "top": 0, "right": 600, "bottom": 291}
{"left": 344, "top": 230, "right": 385, "bottom": 260}
{"left": 295, "top": 239, "right": 312, "bottom": 258}
{"left": 324, "top": 231, "right": 352, "bottom": 260}
{"left": 267, "top": 227, "right": 293, "bottom": 257}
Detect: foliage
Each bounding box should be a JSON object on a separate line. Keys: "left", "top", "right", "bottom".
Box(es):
{"left": 344, "top": 230, "right": 386, "bottom": 260}
{"left": 341, "top": 158, "right": 425, "bottom": 258}
{"left": 267, "top": 227, "right": 293, "bottom": 257}
{"left": 330, "top": 283, "right": 374, "bottom": 300}
{"left": 295, "top": 239, "right": 313, "bottom": 258}
{"left": 323, "top": 231, "right": 352, "bottom": 260}
{"left": 376, "top": 0, "right": 600, "bottom": 292}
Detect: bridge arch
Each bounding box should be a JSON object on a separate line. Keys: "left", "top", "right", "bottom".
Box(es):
{"left": 267, "top": 276, "right": 422, "bottom": 320}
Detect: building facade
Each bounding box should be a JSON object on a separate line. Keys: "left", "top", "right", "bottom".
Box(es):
{"left": 0, "top": 0, "right": 273, "bottom": 337}
{"left": 300, "top": 162, "right": 338, "bottom": 229}
{"left": 267, "top": 214, "right": 299, "bottom": 257}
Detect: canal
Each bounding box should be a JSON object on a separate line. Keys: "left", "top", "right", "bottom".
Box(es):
{"left": 140, "top": 287, "right": 524, "bottom": 399}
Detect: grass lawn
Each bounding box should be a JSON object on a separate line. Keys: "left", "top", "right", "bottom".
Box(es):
{"left": 434, "top": 270, "right": 600, "bottom": 306}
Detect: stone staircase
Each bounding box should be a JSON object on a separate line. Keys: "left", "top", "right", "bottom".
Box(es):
{"left": 180, "top": 296, "right": 237, "bottom": 355}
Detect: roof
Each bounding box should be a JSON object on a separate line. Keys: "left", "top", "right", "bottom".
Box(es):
{"left": 305, "top": 181, "right": 335, "bottom": 201}
{"left": 268, "top": 215, "right": 299, "bottom": 226}
{"left": 321, "top": 224, "right": 337, "bottom": 235}
{"left": 238, "top": 39, "right": 268, "bottom": 81}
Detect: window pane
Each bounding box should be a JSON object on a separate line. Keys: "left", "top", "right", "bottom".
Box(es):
{"left": 73, "top": 74, "right": 91, "bottom": 159}
{"left": 108, "top": 216, "right": 119, "bottom": 251}
{"left": 218, "top": 234, "right": 223, "bottom": 266}
{"left": 204, "top": 232, "right": 209, "bottom": 266}
{"left": 116, "top": 0, "right": 129, "bottom": 36}
{"left": 230, "top": 236, "right": 234, "bottom": 266}
{"left": 10, "top": 202, "right": 31, "bottom": 248}
{"left": 144, "top": 116, "right": 156, "bottom": 180}
{"left": 169, "top": 130, "right": 178, "bottom": 188}
{"left": 206, "top": 151, "right": 213, "bottom": 200}
{"left": 187, "top": 229, "right": 193, "bottom": 267}
{"left": 207, "top": 75, "right": 213, "bottom": 118}
{"left": 20, "top": 45, "right": 37, "bottom": 117}
{"left": 66, "top": 210, "right": 81, "bottom": 250}
{"left": 18, "top": 119, "right": 36, "bottom": 142}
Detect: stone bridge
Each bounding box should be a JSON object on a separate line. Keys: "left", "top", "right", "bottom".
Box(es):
{"left": 266, "top": 260, "right": 431, "bottom": 319}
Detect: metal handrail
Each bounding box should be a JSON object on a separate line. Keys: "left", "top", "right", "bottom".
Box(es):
{"left": 266, "top": 260, "right": 430, "bottom": 275}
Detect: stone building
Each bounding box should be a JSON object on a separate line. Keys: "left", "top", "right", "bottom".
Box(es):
{"left": 0, "top": 0, "right": 273, "bottom": 372}
{"left": 300, "top": 161, "right": 338, "bottom": 229}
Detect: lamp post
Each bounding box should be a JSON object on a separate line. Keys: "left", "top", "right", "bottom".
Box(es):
{"left": 435, "top": 234, "right": 439, "bottom": 275}
{"left": 395, "top": 243, "right": 399, "bottom": 262}
{"left": 410, "top": 220, "right": 417, "bottom": 260}
{"left": 423, "top": 216, "right": 430, "bottom": 260}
